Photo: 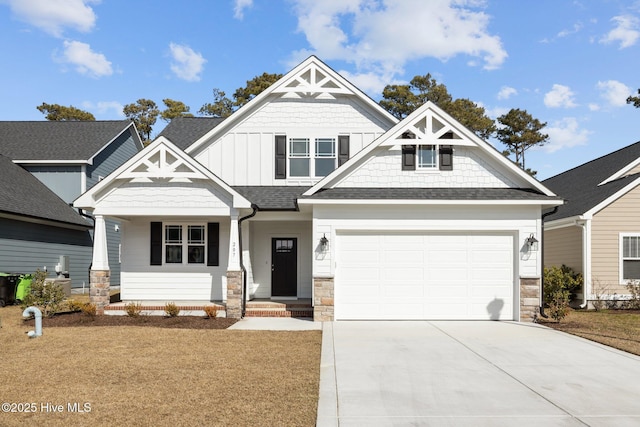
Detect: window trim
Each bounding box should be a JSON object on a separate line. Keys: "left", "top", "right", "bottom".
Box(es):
{"left": 620, "top": 233, "right": 640, "bottom": 283}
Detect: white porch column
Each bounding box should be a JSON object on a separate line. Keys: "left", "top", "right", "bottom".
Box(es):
{"left": 227, "top": 210, "right": 241, "bottom": 271}
{"left": 92, "top": 214, "right": 110, "bottom": 271}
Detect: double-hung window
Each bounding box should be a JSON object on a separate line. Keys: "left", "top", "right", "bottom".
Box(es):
{"left": 164, "top": 224, "right": 206, "bottom": 264}
{"left": 289, "top": 138, "right": 310, "bottom": 177}
{"left": 315, "top": 138, "right": 336, "bottom": 177}
{"left": 622, "top": 234, "right": 640, "bottom": 281}
{"left": 417, "top": 145, "right": 437, "bottom": 169}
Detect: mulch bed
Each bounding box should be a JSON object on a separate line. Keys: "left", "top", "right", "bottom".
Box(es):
{"left": 23, "top": 311, "right": 238, "bottom": 329}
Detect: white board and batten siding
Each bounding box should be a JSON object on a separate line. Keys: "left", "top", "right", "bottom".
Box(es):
{"left": 119, "top": 218, "right": 230, "bottom": 301}
{"left": 313, "top": 204, "right": 542, "bottom": 321}
{"left": 194, "top": 97, "right": 390, "bottom": 186}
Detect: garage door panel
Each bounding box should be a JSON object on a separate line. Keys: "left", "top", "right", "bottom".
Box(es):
{"left": 336, "top": 232, "right": 515, "bottom": 320}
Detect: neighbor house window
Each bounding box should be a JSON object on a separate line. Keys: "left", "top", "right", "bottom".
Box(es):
{"left": 622, "top": 234, "right": 640, "bottom": 281}
{"left": 418, "top": 145, "right": 437, "bottom": 169}
{"left": 315, "top": 138, "right": 336, "bottom": 177}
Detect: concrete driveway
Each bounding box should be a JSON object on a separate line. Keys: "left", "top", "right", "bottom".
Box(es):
{"left": 317, "top": 321, "right": 640, "bottom": 426}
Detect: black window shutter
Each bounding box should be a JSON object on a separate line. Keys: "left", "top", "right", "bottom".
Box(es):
{"left": 402, "top": 145, "right": 416, "bottom": 170}
{"left": 338, "top": 135, "right": 350, "bottom": 166}
{"left": 275, "top": 135, "right": 286, "bottom": 179}
{"left": 207, "top": 222, "right": 220, "bottom": 266}
{"left": 439, "top": 145, "right": 453, "bottom": 171}
{"left": 150, "top": 222, "right": 162, "bottom": 265}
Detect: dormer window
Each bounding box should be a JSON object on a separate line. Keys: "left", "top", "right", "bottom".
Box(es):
{"left": 418, "top": 145, "right": 437, "bottom": 169}
{"left": 275, "top": 134, "right": 350, "bottom": 179}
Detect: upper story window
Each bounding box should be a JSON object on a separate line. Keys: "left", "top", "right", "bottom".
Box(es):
{"left": 417, "top": 145, "right": 437, "bottom": 169}
{"left": 289, "top": 137, "right": 336, "bottom": 177}
{"left": 275, "top": 135, "right": 349, "bottom": 180}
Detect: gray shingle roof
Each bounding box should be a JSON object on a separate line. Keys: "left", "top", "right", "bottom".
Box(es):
{"left": 0, "top": 154, "right": 91, "bottom": 227}
{"left": 302, "top": 187, "right": 558, "bottom": 201}
{"left": 0, "top": 120, "right": 133, "bottom": 161}
{"left": 543, "top": 140, "right": 640, "bottom": 222}
{"left": 157, "top": 117, "right": 226, "bottom": 150}
{"left": 233, "top": 186, "right": 308, "bottom": 210}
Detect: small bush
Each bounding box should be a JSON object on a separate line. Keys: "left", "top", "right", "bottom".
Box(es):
{"left": 164, "top": 302, "right": 180, "bottom": 318}
{"left": 544, "top": 265, "right": 583, "bottom": 306}
{"left": 548, "top": 290, "right": 571, "bottom": 322}
{"left": 21, "top": 269, "right": 66, "bottom": 317}
{"left": 81, "top": 302, "right": 97, "bottom": 318}
{"left": 204, "top": 305, "right": 218, "bottom": 319}
{"left": 125, "top": 302, "right": 143, "bottom": 317}
{"left": 626, "top": 280, "right": 640, "bottom": 309}
{"left": 66, "top": 300, "right": 84, "bottom": 313}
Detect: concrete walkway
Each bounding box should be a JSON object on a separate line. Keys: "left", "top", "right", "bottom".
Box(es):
{"left": 317, "top": 321, "right": 640, "bottom": 426}
{"left": 227, "top": 316, "right": 321, "bottom": 330}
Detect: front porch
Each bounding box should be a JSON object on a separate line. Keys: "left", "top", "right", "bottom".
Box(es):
{"left": 103, "top": 298, "right": 313, "bottom": 318}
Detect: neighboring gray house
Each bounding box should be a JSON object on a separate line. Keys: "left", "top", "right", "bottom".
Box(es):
{"left": 0, "top": 120, "right": 143, "bottom": 287}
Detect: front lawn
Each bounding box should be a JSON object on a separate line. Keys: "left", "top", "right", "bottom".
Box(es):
{"left": 0, "top": 306, "right": 322, "bottom": 427}
{"left": 542, "top": 309, "right": 640, "bottom": 356}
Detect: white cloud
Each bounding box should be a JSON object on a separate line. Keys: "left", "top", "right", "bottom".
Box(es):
{"left": 3, "top": 0, "right": 98, "bottom": 37}
{"left": 168, "top": 43, "right": 206, "bottom": 82}
{"left": 82, "top": 100, "right": 123, "bottom": 117}
{"left": 233, "top": 0, "right": 253, "bottom": 20}
{"left": 557, "top": 22, "right": 583, "bottom": 38}
{"left": 289, "top": 0, "right": 507, "bottom": 79}
{"left": 497, "top": 86, "right": 517, "bottom": 100}
{"left": 544, "top": 84, "right": 577, "bottom": 108}
{"left": 60, "top": 40, "right": 112, "bottom": 77}
{"left": 597, "top": 80, "right": 632, "bottom": 107}
{"left": 600, "top": 15, "right": 640, "bottom": 49}
{"left": 543, "top": 117, "right": 591, "bottom": 153}
{"left": 588, "top": 103, "right": 600, "bottom": 111}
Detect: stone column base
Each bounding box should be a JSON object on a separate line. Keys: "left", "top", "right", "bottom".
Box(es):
{"left": 314, "top": 276, "right": 334, "bottom": 322}
{"left": 520, "top": 277, "right": 540, "bottom": 322}
{"left": 226, "top": 270, "right": 242, "bottom": 319}
{"left": 90, "top": 270, "right": 110, "bottom": 315}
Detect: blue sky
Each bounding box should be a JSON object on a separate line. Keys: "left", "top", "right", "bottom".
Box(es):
{"left": 1, "top": 0, "right": 639, "bottom": 180}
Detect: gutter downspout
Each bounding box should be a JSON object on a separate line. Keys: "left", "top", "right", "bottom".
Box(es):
{"left": 539, "top": 206, "right": 559, "bottom": 318}
{"left": 76, "top": 207, "right": 96, "bottom": 290}
{"left": 238, "top": 204, "right": 258, "bottom": 318}
{"left": 576, "top": 219, "right": 590, "bottom": 308}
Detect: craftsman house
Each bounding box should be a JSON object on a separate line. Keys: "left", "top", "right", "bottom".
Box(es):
{"left": 74, "top": 56, "right": 562, "bottom": 321}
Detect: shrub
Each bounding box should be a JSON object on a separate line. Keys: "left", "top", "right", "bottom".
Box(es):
{"left": 66, "top": 300, "right": 84, "bottom": 313}
{"left": 204, "top": 305, "right": 218, "bottom": 319}
{"left": 543, "top": 265, "right": 583, "bottom": 306}
{"left": 125, "top": 302, "right": 143, "bottom": 317}
{"left": 21, "top": 269, "right": 66, "bottom": 317}
{"left": 626, "top": 280, "right": 640, "bottom": 310}
{"left": 81, "top": 302, "right": 97, "bottom": 318}
{"left": 548, "top": 290, "right": 571, "bottom": 322}
{"left": 164, "top": 302, "right": 180, "bottom": 318}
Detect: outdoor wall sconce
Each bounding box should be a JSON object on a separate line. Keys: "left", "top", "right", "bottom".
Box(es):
{"left": 320, "top": 234, "right": 329, "bottom": 251}
{"left": 525, "top": 234, "right": 539, "bottom": 251}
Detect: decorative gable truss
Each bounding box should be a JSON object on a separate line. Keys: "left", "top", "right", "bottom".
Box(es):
{"left": 74, "top": 136, "right": 251, "bottom": 215}
{"left": 271, "top": 62, "right": 352, "bottom": 100}
{"left": 304, "top": 101, "right": 556, "bottom": 196}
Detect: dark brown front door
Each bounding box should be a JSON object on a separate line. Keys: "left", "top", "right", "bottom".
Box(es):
{"left": 271, "top": 238, "right": 297, "bottom": 297}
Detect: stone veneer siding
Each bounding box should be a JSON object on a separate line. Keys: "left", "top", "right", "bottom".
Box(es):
{"left": 314, "top": 276, "right": 334, "bottom": 321}
{"left": 226, "top": 270, "right": 243, "bottom": 319}
{"left": 520, "top": 277, "right": 540, "bottom": 322}
{"left": 90, "top": 270, "right": 110, "bottom": 315}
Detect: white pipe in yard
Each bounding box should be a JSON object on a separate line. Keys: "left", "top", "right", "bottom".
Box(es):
{"left": 22, "top": 306, "right": 42, "bottom": 338}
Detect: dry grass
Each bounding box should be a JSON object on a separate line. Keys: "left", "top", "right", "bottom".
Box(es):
{"left": 0, "top": 306, "right": 322, "bottom": 427}
{"left": 542, "top": 309, "right": 640, "bottom": 356}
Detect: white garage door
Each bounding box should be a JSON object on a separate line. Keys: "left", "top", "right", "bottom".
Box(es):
{"left": 335, "top": 232, "right": 515, "bottom": 320}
